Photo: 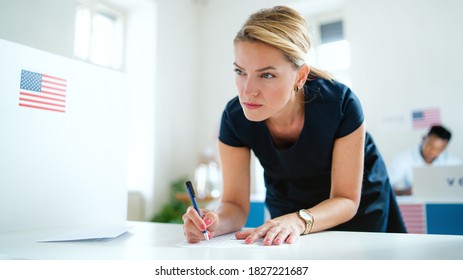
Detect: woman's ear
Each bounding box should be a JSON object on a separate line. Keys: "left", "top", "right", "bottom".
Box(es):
{"left": 297, "top": 64, "right": 310, "bottom": 85}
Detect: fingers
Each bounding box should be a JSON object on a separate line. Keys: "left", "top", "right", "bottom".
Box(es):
{"left": 237, "top": 219, "right": 301, "bottom": 246}
{"left": 202, "top": 211, "right": 217, "bottom": 231}
{"left": 182, "top": 207, "right": 217, "bottom": 243}
{"left": 182, "top": 219, "right": 203, "bottom": 243}
{"left": 182, "top": 206, "right": 206, "bottom": 243}
{"left": 184, "top": 206, "right": 207, "bottom": 230}
{"left": 235, "top": 228, "right": 253, "bottom": 240}
{"left": 285, "top": 232, "right": 299, "bottom": 244}
{"left": 249, "top": 225, "right": 288, "bottom": 246}
{"left": 263, "top": 227, "right": 290, "bottom": 245}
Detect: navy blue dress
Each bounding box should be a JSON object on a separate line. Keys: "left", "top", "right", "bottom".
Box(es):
{"left": 219, "top": 78, "right": 406, "bottom": 233}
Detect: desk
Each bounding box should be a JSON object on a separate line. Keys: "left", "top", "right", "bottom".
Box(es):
{"left": 1, "top": 221, "right": 462, "bottom": 260}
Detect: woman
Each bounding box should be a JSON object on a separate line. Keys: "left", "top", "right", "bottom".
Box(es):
{"left": 183, "top": 6, "right": 406, "bottom": 245}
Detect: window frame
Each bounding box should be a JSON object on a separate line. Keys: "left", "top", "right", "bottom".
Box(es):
{"left": 73, "top": 1, "right": 126, "bottom": 70}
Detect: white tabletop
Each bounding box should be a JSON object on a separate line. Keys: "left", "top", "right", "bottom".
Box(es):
{"left": 1, "top": 221, "right": 462, "bottom": 260}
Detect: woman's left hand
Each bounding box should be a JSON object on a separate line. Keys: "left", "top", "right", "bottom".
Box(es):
{"left": 235, "top": 212, "right": 304, "bottom": 245}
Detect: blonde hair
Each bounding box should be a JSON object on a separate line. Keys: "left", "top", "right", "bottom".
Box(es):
{"left": 234, "top": 6, "right": 333, "bottom": 81}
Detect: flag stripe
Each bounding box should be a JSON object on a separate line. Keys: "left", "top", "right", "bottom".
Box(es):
{"left": 40, "top": 90, "right": 66, "bottom": 98}
{"left": 19, "top": 97, "right": 66, "bottom": 108}
{"left": 19, "top": 103, "right": 65, "bottom": 113}
{"left": 41, "top": 85, "right": 66, "bottom": 92}
{"left": 399, "top": 203, "right": 427, "bottom": 234}
{"left": 19, "top": 92, "right": 66, "bottom": 103}
{"left": 42, "top": 79, "right": 67, "bottom": 87}
{"left": 42, "top": 73, "right": 66, "bottom": 82}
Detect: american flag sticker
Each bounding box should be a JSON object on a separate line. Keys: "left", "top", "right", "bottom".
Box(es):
{"left": 19, "top": 69, "right": 67, "bottom": 113}
{"left": 412, "top": 107, "right": 441, "bottom": 129}
{"left": 398, "top": 203, "right": 427, "bottom": 234}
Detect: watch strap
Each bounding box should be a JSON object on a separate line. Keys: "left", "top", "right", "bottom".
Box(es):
{"left": 297, "top": 209, "right": 314, "bottom": 235}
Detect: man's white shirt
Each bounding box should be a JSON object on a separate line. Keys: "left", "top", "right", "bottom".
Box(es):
{"left": 388, "top": 145, "right": 462, "bottom": 191}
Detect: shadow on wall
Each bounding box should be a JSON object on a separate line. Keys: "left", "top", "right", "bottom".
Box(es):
{"left": 127, "top": 191, "right": 145, "bottom": 221}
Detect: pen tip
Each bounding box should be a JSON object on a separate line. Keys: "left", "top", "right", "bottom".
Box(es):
{"left": 204, "top": 232, "right": 209, "bottom": 241}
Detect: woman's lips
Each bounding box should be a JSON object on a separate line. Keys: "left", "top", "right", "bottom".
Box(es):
{"left": 243, "top": 102, "right": 262, "bottom": 110}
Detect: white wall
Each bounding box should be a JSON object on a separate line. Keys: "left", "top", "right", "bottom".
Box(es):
{"left": 125, "top": 0, "right": 157, "bottom": 219}
{"left": 150, "top": 0, "right": 201, "bottom": 215}
{"left": 345, "top": 0, "right": 463, "bottom": 163}
{"left": 0, "top": 0, "right": 75, "bottom": 58}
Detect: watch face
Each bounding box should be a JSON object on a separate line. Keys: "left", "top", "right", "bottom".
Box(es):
{"left": 299, "top": 210, "right": 312, "bottom": 221}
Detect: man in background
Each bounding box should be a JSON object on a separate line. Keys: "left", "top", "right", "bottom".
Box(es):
{"left": 388, "top": 125, "right": 462, "bottom": 196}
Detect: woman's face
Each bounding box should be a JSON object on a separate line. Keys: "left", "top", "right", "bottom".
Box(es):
{"left": 234, "top": 41, "right": 300, "bottom": 122}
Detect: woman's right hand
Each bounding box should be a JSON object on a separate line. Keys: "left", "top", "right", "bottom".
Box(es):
{"left": 182, "top": 207, "right": 219, "bottom": 243}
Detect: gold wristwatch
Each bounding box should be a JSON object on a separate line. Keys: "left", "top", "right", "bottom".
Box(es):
{"left": 297, "top": 209, "right": 314, "bottom": 235}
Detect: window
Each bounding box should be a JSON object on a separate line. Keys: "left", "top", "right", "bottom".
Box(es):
{"left": 74, "top": 2, "right": 125, "bottom": 70}
{"left": 315, "top": 20, "right": 351, "bottom": 86}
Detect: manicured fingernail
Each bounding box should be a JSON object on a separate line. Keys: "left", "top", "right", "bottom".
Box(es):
{"left": 245, "top": 237, "right": 252, "bottom": 244}
{"left": 200, "top": 224, "right": 206, "bottom": 231}
{"left": 264, "top": 239, "right": 272, "bottom": 245}
{"left": 274, "top": 238, "right": 281, "bottom": 244}
{"left": 205, "top": 218, "right": 211, "bottom": 226}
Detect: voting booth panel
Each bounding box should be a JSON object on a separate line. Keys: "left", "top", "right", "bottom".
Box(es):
{"left": 398, "top": 165, "right": 463, "bottom": 235}
{"left": 0, "top": 39, "right": 129, "bottom": 232}
{"left": 413, "top": 166, "right": 463, "bottom": 203}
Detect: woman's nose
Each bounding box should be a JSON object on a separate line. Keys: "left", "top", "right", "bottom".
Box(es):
{"left": 242, "top": 79, "right": 259, "bottom": 97}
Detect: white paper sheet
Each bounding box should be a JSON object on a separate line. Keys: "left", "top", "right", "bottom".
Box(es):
{"left": 37, "top": 226, "right": 133, "bottom": 242}
{"left": 176, "top": 233, "right": 290, "bottom": 248}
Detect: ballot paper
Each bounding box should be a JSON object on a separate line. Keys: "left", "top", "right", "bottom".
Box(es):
{"left": 37, "top": 226, "right": 133, "bottom": 242}
{"left": 176, "top": 232, "right": 290, "bottom": 248}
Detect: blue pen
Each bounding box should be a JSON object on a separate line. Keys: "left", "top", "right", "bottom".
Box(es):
{"left": 185, "top": 180, "right": 209, "bottom": 241}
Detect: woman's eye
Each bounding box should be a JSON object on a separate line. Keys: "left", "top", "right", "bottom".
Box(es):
{"left": 261, "top": 73, "right": 275, "bottom": 79}
{"left": 234, "top": 68, "right": 244, "bottom": 75}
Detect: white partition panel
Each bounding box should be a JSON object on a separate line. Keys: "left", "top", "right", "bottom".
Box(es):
{"left": 0, "top": 39, "right": 128, "bottom": 232}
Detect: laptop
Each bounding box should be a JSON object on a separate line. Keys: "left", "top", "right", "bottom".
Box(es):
{"left": 413, "top": 165, "right": 463, "bottom": 203}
